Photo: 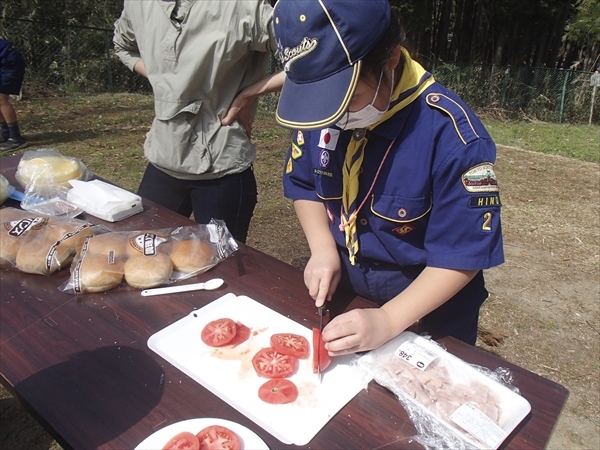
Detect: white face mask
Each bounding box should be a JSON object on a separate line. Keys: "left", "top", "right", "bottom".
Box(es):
{"left": 336, "top": 70, "right": 392, "bottom": 130}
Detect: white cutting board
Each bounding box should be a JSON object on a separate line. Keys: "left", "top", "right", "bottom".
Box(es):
{"left": 147, "top": 293, "right": 372, "bottom": 445}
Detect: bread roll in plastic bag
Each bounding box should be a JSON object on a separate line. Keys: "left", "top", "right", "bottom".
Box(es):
{"left": 0, "top": 207, "right": 102, "bottom": 274}
{"left": 60, "top": 219, "right": 238, "bottom": 294}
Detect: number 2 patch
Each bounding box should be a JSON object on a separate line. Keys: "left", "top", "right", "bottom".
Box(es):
{"left": 482, "top": 212, "right": 493, "bottom": 231}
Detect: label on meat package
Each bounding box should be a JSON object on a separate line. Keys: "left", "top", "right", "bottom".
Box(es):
{"left": 449, "top": 402, "right": 508, "bottom": 448}
{"left": 394, "top": 340, "right": 438, "bottom": 371}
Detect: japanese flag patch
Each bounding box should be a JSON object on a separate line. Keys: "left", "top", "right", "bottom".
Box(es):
{"left": 319, "top": 128, "right": 340, "bottom": 150}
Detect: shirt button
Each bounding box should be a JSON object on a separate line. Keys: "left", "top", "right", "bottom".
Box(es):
{"left": 397, "top": 208, "right": 407, "bottom": 218}
{"left": 430, "top": 94, "right": 440, "bottom": 103}
{"left": 359, "top": 218, "right": 368, "bottom": 226}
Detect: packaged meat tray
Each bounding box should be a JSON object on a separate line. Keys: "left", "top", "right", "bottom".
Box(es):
{"left": 355, "top": 331, "right": 531, "bottom": 449}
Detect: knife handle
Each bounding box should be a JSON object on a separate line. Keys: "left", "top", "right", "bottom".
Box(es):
{"left": 317, "top": 305, "right": 326, "bottom": 316}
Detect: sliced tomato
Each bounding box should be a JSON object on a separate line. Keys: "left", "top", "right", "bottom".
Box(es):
{"left": 270, "top": 333, "right": 310, "bottom": 359}
{"left": 312, "top": 327, "right": 332, "bottom": 374}
{"left": 162, "top": 431, "right": 200, "bottom": 450}
{"left": 201, "top": 318, "right": 237, "bottom": 347}
{"left": 252, "top": 347, "right": 298, "bottom": 378}
{"left": 258, "top": 378, "right": 299, "bottom": 404}
{"left": 229, "top": 322, "right": 251, "bottom": 347}
{"left": 196, "top": 425, "right": 241, "bottom": 450}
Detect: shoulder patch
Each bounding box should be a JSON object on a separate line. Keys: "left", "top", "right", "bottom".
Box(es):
{"left": 461, "top": 162, "right": 499, "bottom": 193}
{"left": 426, "top": 93, "right": 479, "bottom": 145}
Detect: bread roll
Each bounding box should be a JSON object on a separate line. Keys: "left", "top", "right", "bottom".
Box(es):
{"left": 77, "top": 254, "right": 124, "bottom": 293}
{"left": 0, "top": 233, "right": 21, "bottom": 267}
{"left": 14, "top": 218, "right": 89, "bottom": 274}
{"left": 0, "top": 207, "right": 36, "bottom": 224}
{"left": 125, "top": 231, "right": 170, "bottom": 258}
{"left": 85, "top": 233, "right": 127, "bottom": 261}
{"left": 0, "top": 213, "right": 48, "bottom": 267}
{"left": 124, "top": 252, "right": 173, "bottom": 289}
{"left": 169, "top": 239, "right": 216, "bottom": 273}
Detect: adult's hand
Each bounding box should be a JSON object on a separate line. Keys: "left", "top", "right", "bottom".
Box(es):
{"left": 222, "top": 92, "right": 254, "bottom": 139}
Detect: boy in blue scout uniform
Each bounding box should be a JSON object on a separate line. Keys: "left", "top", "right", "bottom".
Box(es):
{"left": 274, "top": 0, "right": 503, "bottom": 353}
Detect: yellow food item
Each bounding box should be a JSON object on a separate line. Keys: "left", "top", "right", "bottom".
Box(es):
{"left": 17, "top": 156, "right": 84, "bottom": 188}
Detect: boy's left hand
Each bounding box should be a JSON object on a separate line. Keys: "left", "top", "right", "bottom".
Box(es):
{"left": 321, "top": 308, "right": 394, "bottom": 355}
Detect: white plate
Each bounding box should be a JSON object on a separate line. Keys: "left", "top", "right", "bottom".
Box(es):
{"left": 134, "top": 417, "right": 269, "bottom": 450}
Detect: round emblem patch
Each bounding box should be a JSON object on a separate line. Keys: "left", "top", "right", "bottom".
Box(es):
{"left": 319, "top": 150, "right": 330, "bottom": 169}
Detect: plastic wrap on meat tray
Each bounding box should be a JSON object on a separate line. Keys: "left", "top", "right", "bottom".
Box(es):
{"left": 60, "top": 219, "right": 238, "bottom": 294}
{"left": 354, "top": 331, "right": 531, "bottom": 450}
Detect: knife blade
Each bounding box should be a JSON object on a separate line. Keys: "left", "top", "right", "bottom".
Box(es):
{"left": 317, "top": 305, "right": 326, "bottom": 383}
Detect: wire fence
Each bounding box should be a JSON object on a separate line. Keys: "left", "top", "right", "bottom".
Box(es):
{"left": 2, "top": 17, "right": 598, "bottom": 124}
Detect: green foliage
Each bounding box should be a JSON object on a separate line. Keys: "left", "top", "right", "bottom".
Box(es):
{"left": 566, "top": 0, "right": 600, "bottom": 42}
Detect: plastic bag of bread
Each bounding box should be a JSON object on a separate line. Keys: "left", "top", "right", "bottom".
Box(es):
{"left": 16, "top": 148, "right": 92, "bottom": 218}
{"left": 60, "top": 219, "right": 238, "bottom": 294}
{"left": 0, "top": 207, "right": 103, "bottom": 274}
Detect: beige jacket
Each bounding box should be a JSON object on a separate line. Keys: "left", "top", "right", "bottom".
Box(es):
{"left": 114, "top": 0, "right": 276, "bottom": 179}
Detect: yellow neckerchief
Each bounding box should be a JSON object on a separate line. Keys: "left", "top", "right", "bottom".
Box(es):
{"left": 340, "top": 48, "right": 435, "bottom": 265}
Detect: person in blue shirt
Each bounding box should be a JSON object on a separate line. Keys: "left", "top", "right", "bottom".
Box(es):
{"left": 0, "top": 38, "right": 27, "bottom": 152}
{"left": 273, "top": 0, "right": 504, "bottom": 353}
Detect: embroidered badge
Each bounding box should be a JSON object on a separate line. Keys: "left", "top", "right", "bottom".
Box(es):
{"left": 291, "top": 142, "right": 303, "bottom": 160}
{"left": 278, "top": 37, "right": 318, "bottom": 72}
{"left": 285, "top": 157, "right": 293, "bottom": 174}
{"left": 461, "top": 163, "right": 499, "bottom": 193}
{"left": 319, "top": 149, "right": 330, "bottom": 168}
{"left": 296, "top": 130, "right": 305, "bottom": 146}
{"left": 319, "top": 128, "right": 339, "bottom": 150}
{"left": 392, "top": 224, "right": 415, "bottom": 236}
{"left": 469, "top": 195, "right": 502, "bottom": 208}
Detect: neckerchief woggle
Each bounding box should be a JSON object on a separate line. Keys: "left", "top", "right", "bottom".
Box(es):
{"left": 340, "top": 48, "right": 436, "bottom": 265}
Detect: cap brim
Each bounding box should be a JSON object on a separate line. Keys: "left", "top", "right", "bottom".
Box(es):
{"left": 276, "top": 61, "right": 361, "bottom": 130}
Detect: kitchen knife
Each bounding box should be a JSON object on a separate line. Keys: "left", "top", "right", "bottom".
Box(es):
{"left": 317, "top": 305, "right": 326, "bottom": 383}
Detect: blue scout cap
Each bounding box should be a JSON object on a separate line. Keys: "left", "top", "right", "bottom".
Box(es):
{"left": 274, "top": 0, "right": 391, "bottom": 130}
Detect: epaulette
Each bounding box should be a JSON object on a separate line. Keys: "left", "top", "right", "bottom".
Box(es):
{"left": 425, "top": 93, "right": 480, "bottom": 145}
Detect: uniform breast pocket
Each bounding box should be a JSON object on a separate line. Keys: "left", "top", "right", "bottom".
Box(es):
{"left": 370, "top": 194, "right": 432, "bottom": 223}
{"left": 315, "top": 172, "right": 342, "bottom": 201}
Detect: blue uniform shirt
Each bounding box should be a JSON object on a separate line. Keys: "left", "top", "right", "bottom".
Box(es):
{"left": 283, "top": 82, "right": 504, "bottom": 272}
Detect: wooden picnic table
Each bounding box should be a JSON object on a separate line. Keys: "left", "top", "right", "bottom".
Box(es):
{"left": 0, "top": 154, "right": 568, "bottom": 449}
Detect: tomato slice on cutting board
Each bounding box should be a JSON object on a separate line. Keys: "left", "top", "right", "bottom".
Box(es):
{"left": 312, "top": 327, "right": 332, "bottom": 374}
{"left": 162, "top": 431, "right": 200, "bottom": 450}
{"left": 229, "top": 321, "right": 251, "bottom": 347}
{"left": 201, "top": 318, "right": 237, "bottom": 347}
{"left": 252, "top": 347, "right": 298, "bottom": 378}
{"left": 196, "top": 425, "right": 241, "bottom": 450}
{"left": 270, "top": 333, "right": 310, "bottom": 359}
{"left": 258, "top": 378, "right": 299, "bottom": 404}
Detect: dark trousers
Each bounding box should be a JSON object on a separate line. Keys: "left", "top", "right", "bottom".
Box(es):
{"left": 337, "top": 252, "right": 487, "bottom": 345}
{"left": 138, "top": 163, "right": 257, "bottom": 243}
